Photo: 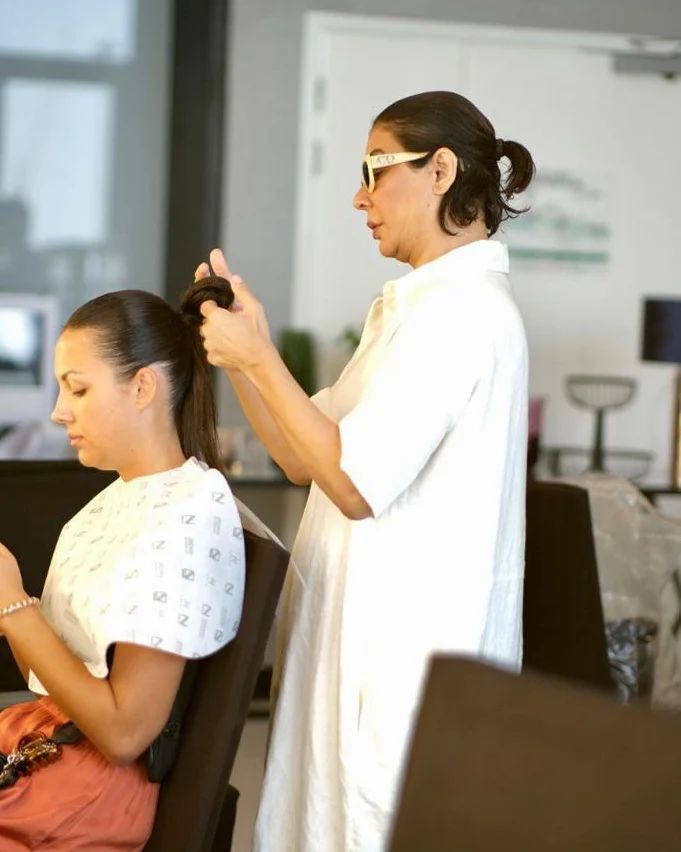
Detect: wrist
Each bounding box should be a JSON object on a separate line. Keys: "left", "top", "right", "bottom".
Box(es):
{"left": 0, "top": 593, "right": 38, "bottom": 625}
{"left": 0, "top": 587, "right": 28, "bottom": 608}
{"left": 243, "top": 341, "right": 280, "bottom": 383}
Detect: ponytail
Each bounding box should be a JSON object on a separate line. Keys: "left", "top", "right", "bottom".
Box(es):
{"left": 498, "top": 139, "right": 535, "bottom": 205}
{"left": 177, "top": 276, "right": 235, "bottom": 472}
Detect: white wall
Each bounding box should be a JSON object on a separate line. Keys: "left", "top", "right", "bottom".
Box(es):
{"left": 220, "top": 0, "right": 681, "bottom": 480}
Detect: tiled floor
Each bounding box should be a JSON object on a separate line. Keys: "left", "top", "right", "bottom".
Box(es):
{"left": 231, "top": 717, "right": 269, "bottom": 852}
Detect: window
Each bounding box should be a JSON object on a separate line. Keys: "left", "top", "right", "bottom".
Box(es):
{"left": 0, "top": 0, "right": 171, "bottom": 444}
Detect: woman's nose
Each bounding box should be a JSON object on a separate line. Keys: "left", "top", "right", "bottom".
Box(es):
{"left": 50, "top": 391, "right": 73, "bottom": 425}
{"left": 353, "top": 185, "right": 371, "bottom": 210}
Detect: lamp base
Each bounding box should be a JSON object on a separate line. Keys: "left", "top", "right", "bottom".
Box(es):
{"left": 673, "top": 369, "right": 681, "bottom": 488}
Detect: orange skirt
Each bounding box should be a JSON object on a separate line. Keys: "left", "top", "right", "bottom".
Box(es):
{"left": 0, "top": 696, "right": 159, "bottom": 851}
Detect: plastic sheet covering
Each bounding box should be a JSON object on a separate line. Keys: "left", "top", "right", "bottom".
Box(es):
{"left": 560, "top": 472, "right": 681, "bottom": 709}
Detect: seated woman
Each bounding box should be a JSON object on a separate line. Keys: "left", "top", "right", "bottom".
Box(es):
{"left": 0, "top": 281, "right": 245, "bottom": 851}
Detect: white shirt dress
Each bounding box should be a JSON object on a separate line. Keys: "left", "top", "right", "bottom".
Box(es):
{"left": 254, "top": 239, "right": 528, "bottom": 852}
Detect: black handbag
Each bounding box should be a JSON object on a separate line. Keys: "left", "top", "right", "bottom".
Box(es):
{"left": 145, "top": 660, "right": 198, "bottom": 782}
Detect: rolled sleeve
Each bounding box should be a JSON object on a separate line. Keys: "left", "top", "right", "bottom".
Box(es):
{"left": 339, "top": 304, "right": 488, "bottom": 517}
{"left": 311, "top": 386, "right": 332, "bottom": 415}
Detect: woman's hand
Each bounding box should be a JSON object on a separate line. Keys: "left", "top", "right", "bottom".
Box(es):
{"left": 0, "top": 542, "right": 27, "bottom": 607}
{"left": 195, "top": 248, "right": 273, "bottom": 373}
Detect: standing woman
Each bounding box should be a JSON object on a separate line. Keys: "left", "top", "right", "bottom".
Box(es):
{"left": 198, "top": 90, "right": 535, "bottom": 852}
{"left": 0, "top": 282, "right": 245, "bottom": 850}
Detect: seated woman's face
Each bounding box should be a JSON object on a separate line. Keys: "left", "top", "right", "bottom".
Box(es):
{"left": 51, "top": 327, "right": 143, "bottom": 472}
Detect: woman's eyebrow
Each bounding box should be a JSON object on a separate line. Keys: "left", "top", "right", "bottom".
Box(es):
{"left": 59, "top": 370, "right": 86, "bottom": 381}
{"left": 369, "top": 148, "right": 386, "bottom": 155}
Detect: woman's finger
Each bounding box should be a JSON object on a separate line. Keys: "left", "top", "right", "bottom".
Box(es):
{"left": 199, "top": 299, "right": 219, "bottom": 318}
{"left": 194, "top": 262, "right": 209, "bottom": 282}
{"left": 209, "top": 248, "right": 233, "bottom": 280}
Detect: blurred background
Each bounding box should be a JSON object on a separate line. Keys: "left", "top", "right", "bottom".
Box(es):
{"left": 1, "top": 0, "right": 680, "bottom": 489}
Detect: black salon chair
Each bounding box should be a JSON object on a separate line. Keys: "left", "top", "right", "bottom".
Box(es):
{"left": 523, "top": 479, "right": 612, "bottom": 691}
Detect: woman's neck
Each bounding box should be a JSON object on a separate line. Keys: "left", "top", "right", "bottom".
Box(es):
{"left": 117, "top": 431, "right": 186, "bottom": 482}
{"left": 411, "top": 217, "right": 489, "bottom": 268}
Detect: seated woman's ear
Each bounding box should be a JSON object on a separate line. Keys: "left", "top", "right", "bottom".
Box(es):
{"left": 132, "top": 366, "right": 160, "bottom": 411}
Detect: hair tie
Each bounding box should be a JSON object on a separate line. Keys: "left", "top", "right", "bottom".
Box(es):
{"left": 495, "top": 138, "right": 505, "bottom": 161}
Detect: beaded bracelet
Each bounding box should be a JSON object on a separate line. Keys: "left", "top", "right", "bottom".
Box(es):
{"left": 0, "top": 596, "right": 40, "bottom": 620}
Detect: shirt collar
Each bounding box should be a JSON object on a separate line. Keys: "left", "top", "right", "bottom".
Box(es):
{"left": 382, "top": 239, "right": 509, "bottom": 319}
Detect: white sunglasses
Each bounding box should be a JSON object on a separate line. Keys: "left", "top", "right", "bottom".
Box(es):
{"left": 361, "top": 151, "right": 430, "bottom": 193}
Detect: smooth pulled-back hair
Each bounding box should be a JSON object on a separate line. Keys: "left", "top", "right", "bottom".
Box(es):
{"left": 65, "top": 277, "right": 234, "bottom": 472}
{"left": 374, "top": 91, "right": 535, "bottom": 236}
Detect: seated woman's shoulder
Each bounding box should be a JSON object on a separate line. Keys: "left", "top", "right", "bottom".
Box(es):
{"left": 148, "top": 458, "right": 232, "bottom": 507}
{"left": 142, "top": 459, "right": 243, "bottom": 541}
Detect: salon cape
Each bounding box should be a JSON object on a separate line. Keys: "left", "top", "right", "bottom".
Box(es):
{"left": 29, "top": 457, "right": 245, "bottom": 694}
{"left": 254, "top": 239, "right": 528, "bottom": 852}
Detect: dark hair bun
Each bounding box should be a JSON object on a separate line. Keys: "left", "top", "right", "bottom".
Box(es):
{"left": 180, "top": 275, "right": 235, "bottom": 323}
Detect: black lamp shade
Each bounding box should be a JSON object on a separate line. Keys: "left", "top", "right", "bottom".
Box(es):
{"left": 642, "top": 299, "right": 681, "bottom": 364}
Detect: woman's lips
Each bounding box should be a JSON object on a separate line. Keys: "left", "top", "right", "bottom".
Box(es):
{"left": 368, "top": 222, "right": 381, "bottom": 239}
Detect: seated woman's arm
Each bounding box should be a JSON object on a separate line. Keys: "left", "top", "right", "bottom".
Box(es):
{"left": 5, "top": 646, "right": 29, "bottom": 685}
{"left": 2, "top": 602, "right": 184, "bottom": 765}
